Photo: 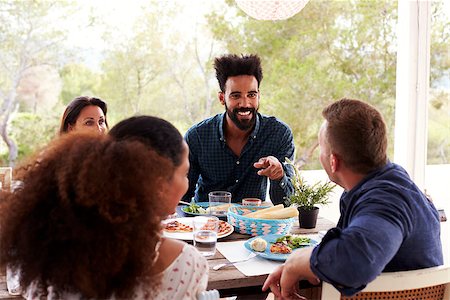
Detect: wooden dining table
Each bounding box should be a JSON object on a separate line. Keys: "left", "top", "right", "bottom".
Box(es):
{"left": 0, "top": 207, "right": 336, "bottom": 300}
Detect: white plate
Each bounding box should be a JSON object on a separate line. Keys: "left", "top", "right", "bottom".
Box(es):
{"left": 162, "top": 217, "right": 234, "bottom": 240}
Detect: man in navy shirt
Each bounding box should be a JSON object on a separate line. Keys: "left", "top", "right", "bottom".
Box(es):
{"left": 183, "top": 54, "right": 295, "bottom": 206}
{"left": 263, "top": 99, "right": 443, "bottom": 297}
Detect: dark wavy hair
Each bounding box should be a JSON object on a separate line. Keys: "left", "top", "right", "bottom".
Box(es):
{"left": 0, "top": 133, "right": 173, "bottom": 299}
{"left": 214, "top": 54, "right": 263, "bottom": 92}
{"left": 60, "top": 96, "right": 109, "bottom": 134}
{"left": 109, "top": 115, "right": 185, "bottom": 167}
{"left": 322, "top": 98, "right": 388, "bottom": 174}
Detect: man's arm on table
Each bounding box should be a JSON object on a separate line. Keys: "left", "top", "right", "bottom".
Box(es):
{"left": 264, "top": 209, "right": 405, "bottom": 297}
{"left": 310, "top": 213, "right": 404, "bottom": 295}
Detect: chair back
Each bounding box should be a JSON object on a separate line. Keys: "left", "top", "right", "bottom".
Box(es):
{"left": 321, "top": 265, "right": 450, "bottom": 300}
{"left": 0, "top": 167, "right": 12, "bottom": 191}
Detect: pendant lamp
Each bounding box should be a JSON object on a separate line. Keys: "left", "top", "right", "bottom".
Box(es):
{"left": 235, "top": 0, "right": 310, "bottom": 21}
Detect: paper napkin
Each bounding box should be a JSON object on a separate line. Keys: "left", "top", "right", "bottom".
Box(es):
{"left": 216, "top": 240, "right": 282, "bottom": 276}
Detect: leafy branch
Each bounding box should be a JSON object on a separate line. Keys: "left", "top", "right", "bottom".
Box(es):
{"left": 285, "top": 157, "right": 336, "bottom": 211}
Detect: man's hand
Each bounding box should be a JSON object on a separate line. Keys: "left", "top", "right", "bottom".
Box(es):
{"left": 262, "top": 264, "right": 285, "bottom": 298}
{"left": 262, "top": 247, "right": 320, "bottom": 299}
{"left": 254, "top": 156, "right": 284, "bottom": 181}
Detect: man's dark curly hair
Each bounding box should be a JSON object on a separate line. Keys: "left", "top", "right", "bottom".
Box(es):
{"left": 0, "top": 133, "right": 173, "bottom": 299}
{"left": 214, "top": 54, "right": 263, "bottom": 92}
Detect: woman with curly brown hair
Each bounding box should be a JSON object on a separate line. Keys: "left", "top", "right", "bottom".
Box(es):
{"left": 0, "top": 130, "right": 208, "bottom": 299}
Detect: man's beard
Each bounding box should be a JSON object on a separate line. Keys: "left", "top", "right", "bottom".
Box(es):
{"left": 225, "top": 104, "right": 257, "bottom": 131}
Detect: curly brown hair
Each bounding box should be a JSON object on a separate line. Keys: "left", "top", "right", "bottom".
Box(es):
{"left": 0, "top": 133, "right": 174, "bottom": 299}
{"left": 322, "top": 98, "right": 388, "bottom": 174}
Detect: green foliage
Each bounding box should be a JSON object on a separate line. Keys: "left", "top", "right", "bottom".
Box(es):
{"left": 10, "top": 112, "right": 59, "bottom": 161}
{"left": 285, "top": 158, "right": 335, "bottom": 211}
{"left": 0, "top": 0, "right": 75, "bottom": 164}
{"left": 96, "top": 1, "right": 222, "bottom": 132}
{"left": 430, "top": 2, "right": 450, "bottom": 88}
{"left": 0, "top": 0, "right": 448, "bottom": 168}
{"left": 206, "top": 0, "right": 406, "bottom": 169}
{"left": 60, "top": 64, "right": 102, "bottom": 104}
{"left": 427, "top": 91, "right": 450, "bottom": 164}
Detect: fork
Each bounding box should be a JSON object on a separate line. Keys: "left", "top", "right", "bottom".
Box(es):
{"left": 213, "top": 253, "right": 256, "bottom": 270}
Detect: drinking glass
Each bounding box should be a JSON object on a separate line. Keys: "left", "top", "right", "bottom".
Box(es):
{"left": 208, "top": 191, "right": 231, "bottom": 216}
{"left": 242, "top": 198, "right": 262, "bottom": 206}
{"left": 193, "top": 216, "right": 219, "bottom": 257}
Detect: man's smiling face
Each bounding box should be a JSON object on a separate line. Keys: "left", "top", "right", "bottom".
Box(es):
{"left": 221, "top": 75, "right": 259, "bottom": 131}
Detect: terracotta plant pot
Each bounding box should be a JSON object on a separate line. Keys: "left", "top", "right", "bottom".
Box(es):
{"left": 298, "top": 206, "right": 319, "bottom": 229}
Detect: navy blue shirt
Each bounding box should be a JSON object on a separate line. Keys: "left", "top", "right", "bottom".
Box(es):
{"left": 310, "top": 162, "right": 443, "bottom": 296}
{"left": 183, "top": 113, "right": 295, "bottom": 206}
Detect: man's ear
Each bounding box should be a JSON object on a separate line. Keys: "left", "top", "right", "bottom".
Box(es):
{"left": 219, "top": 92, "right": 225, "bottom": 105}
{"left": 330, "top": 153, "right": 339, "bottom": 173}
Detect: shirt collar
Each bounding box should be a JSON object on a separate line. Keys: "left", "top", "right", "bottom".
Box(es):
{"left": 341, "top": 160, "right": 393, "bottom": 200}
{"left": 218, "top": 112, "right": 261, "bottom": 142}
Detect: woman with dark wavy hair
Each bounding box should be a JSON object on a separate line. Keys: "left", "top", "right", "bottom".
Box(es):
{"left": 0, "top": 131, "right": 208, "bottom": 299}
{"left": 59, "top": 96, "right": 108, "bottom": 135}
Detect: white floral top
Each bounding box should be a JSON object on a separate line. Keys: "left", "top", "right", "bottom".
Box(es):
{"left": 141, "top": 243, "right": 209, "bottom": 300}
{"left": 25, "top": 244, "right": 209, "bottom": 300}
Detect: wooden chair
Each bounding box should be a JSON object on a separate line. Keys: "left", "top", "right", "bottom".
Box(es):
{"left": 0, "top": 167, "right": 12, "bottom": 191}
{"left": 321, "top": 265, "right": 450, "bottom": 300}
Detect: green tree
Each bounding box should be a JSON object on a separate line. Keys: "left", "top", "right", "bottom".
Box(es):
{"left": 208, "top": 0, "right": 449, "bottom": 168}
{"left": 98, "top": 2, "right": 167, "bottom": 119}
{"left": 60, "top": 63, "right": 102, "bottom": 105}
{"left": 10, "top": 112, "right": 59, "bottom": 159}
{"left": 97, "top": 1, "right": 222, "bottom": 131}
{"left": 428, "top": 1, "right": 450, "bottom": 165}
{"left": 16, "top": 65, "right": 62, "bottom": 113}
{"left": 0, "top": 0, "right": 74, "bottom": 165}
{"left": 208, "top": 0, "right": 399, "bottom": 168}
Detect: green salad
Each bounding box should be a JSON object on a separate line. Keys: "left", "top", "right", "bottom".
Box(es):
{"left": 184, "top": 202, "right": 207, "bottom": 214}
{"left": 275, "top": 235, "right": 311, "bottom": 249}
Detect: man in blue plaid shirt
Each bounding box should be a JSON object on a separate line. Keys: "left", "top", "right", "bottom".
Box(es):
{"left": 182, "top": 54, "right": 295, "bottom": 206}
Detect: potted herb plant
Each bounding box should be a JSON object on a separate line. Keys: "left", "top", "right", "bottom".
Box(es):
{"left": 285, "top": 158, "right": 335, "bottom": 228}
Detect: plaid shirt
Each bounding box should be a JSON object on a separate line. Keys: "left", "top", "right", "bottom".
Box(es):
{"left": 183, "top": 113, "right": 295, "bottom": 206}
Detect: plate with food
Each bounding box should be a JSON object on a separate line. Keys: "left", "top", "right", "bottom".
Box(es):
{"left": 182, "top": 202, "right": 232, "bottom": 218}
{"left": 181, "top": 202, "right": 210, "bottom": 216}
{"left": 244, "top": 234, "right": 318, "bottom": 261}
{"left": 162, "top": 217, "right": 234, "bottom": 240}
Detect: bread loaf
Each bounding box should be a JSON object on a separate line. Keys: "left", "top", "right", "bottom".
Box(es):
{"left": 244, "top": 204, "right": 283, "bottom": 218}
{"left": 258, "top": 206, "right": 298, "bottom": 219}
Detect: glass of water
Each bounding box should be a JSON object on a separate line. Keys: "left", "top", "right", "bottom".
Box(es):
{"left": 208, "top": 191, "right": 231, "bottom": 217}
{"left": 193, "top": 216, "right": 219, "bottom": 257}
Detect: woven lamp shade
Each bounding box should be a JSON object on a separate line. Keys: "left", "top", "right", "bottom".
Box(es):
{"left": 235, "top": 0, "right": 310, "bottom": 20}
